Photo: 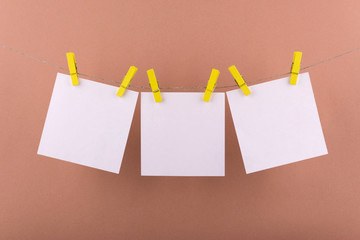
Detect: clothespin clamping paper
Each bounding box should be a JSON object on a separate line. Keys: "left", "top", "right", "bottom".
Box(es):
{"left": 66, "top": 52, "right": 79, "bottom": 86}
{"left": 203, "top": 69, "right": 220, "bottom": 102}
{"left": 147, "top": 69, "right": 162, "bottom": 103}
{"left": 228, "top": 65, "right": 251, "bottom": 96}
{"left": 116, "top": 66, "right": 138, "bottom": 97}
{"left": 290, "top": 51, "right": 302, "bottom": 85}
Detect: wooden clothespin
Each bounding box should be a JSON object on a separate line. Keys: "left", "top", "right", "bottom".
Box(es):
{"left": 290, "top": 51, "right": 302, "bottom": 85}
{"left": 66, "top": 52, "right": 79, "bottom": 86}
{"left": 228, "top": 65, "right": 251, "bottom": 96}
{"left": 116, "top": 66, "right": 138, "bottom": 97}
{"left": 147, "top": 69, "right": 162, "bottom": 103}
{"left": 203, "top": 69, "right": 220, "bottom": 102}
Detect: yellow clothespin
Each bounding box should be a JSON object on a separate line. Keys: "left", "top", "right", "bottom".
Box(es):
{"left": 116, "top": 66, "right": 138, "bottom": 97}
{"left": 147, "top": 69, "right": 162, "bottom": 103}
{"left": 290, "top": 51, "right": 302, "bottom": 85}
{"left": 228, "top": 65, "right": 251, "bottom": 96}
{"left": 66, "top": 52, "right": 79, "bottom": 86}
{"left": 203, "top": 69, "right": 220, "bottom": 102}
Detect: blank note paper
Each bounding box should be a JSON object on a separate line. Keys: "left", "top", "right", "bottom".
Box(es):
{"left": 38, "top": 73, "right": 138, "bottom": 173}
{"left": 141, "top": 93, "right": 225, "bottom": 176}
{"left": 227, "top": 72, "right": 327, "bottom": 174}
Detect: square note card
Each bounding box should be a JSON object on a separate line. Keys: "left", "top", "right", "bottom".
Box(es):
{"left": 227, "top": 72, "right": 327, "bottom": 174}
{"left": 38, "top": 73, "right": 138, "bottom": 173}
{"left": 141, "top": 93, "right": 225, "bottom": 176}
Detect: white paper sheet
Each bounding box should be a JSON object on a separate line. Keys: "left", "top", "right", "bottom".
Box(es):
{"left": 226, "top": 72, "right": 328, "bottom": 174}
{"left": 38, "top": 73, "right": 138, "bottom": 173}
{"left": 141, "top": 92, "right": 225, "bottom": 176}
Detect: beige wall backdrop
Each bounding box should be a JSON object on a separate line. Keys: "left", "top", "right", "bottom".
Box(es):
{"left": 1, "top": 0, "right": 360, "bottom": 239}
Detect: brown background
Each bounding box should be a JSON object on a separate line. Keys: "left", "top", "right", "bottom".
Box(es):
{"left": 1, "top": 0, "right": 360, "bottom": 239}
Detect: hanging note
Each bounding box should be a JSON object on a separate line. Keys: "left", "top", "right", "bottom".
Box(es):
{"left": 38, "top": 73, "right": 138, "bottom": 173}
{"left": 141, "top": 92, "right": 225, "bottom": 176}
{"left": 226, "top": 72, "right": 327, "bottom": 174}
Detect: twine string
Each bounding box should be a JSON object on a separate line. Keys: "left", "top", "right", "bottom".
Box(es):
{"left": 1, "top": 43, "right": 359, "bottom": 90}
